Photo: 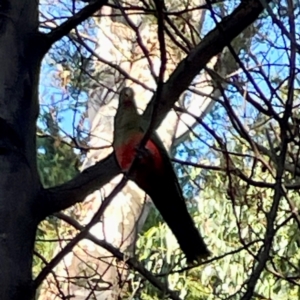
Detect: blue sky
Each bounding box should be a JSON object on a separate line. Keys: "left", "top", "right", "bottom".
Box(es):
{"left": 38, "top": 1, "right": 299, "bottom": 161}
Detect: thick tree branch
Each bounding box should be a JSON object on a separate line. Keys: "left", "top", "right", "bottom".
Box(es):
{"left": 39, "top": 153, "right": 119, "bottom": 218}
{"left": 143, "top": 0, "right": 273, "bottom": 128}
{"left": 36, "top": 177, "right": 128, "bottom": 287}
{"left": 38, "top": 0, "right": 272, "bottom": 221}
{"left": 40, "top": 0, "right": 108, "bottom": 54}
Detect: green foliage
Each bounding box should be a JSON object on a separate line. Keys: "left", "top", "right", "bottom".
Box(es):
{"left": 33, "top": 217, "right": 60, "bottom": 278}
{"left": 36, "top": 1, "right": 300, "bottom": 299}
{"left": 125, "top": 114, "right": 300, "bottom": 299}
{"left": 34, "top": 112, "right": 81, "bottom": 278}
{"left": 37, "top": 134, "right": 79, "bottom": 188}
{"left": 37, "top": 113, "right": 80, "bottom": 188}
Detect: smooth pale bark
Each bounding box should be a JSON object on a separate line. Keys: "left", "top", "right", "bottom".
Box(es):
{"left": 0, "top": 1, "right": 271, "bottom": 299}
{"left": 43, "top": 3, "right": 212, "bottom": 299}
{"left": 40, "top": 1, "right": 274, "bottom": 299}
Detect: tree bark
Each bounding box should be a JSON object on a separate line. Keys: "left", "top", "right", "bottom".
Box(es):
{"left": 0, "top": 1, "right": 40, "bottom": 299}
{"left": 0, "top": 1, "right": 272, "bottom": 299}
{"left": 39, "top": 1, "right": 273, "bottom": 298}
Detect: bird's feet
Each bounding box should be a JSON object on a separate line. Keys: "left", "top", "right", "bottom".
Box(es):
{"left": 134, "top": 145, "right": 151, "bottom": 160}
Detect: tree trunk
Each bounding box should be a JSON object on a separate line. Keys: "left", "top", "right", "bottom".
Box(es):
{"left": 0, "top": 1, "right": 40, "bottom": 299}
{"left": 42, "top": 4, "right": 211, "bottom": 299}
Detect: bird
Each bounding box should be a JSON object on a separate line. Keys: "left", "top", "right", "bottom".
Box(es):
{"left": 113, "top": 87, "right": 210, "bottom": 263}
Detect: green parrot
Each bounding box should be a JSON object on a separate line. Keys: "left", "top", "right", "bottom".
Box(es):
{"left": 113, "top": 87, "right": 210, "bottom": 263}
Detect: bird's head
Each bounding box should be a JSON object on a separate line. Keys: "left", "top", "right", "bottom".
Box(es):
{"left": 119, "top": 87, "right": 135, "bottom": 108}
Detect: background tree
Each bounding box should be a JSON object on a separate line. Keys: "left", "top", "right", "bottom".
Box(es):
{"left": 39, "top": 2, "right": 265, "bottom": 299}
{"left": 3, "top": 0, "right": 298, "bottom": 300}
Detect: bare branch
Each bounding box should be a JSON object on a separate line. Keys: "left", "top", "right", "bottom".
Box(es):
{"left": 41, "top": 0, "right": 108, "bottom": 54}
{"left": 241, "top": 175, "right": 284, "bottom": 299}
{"left": 39, "top": 153, "right": 119, "bottom": 218}
{"left": 143, "top": 0, "right": 273, "bottom": 129}
{"left": 35, "top": 176, "right": 128, "bottom": 287}
{"left": 38, "top": 0, "right": 272, "bottom": 220}
{"left": 37, "top": 212, "right": 183, "bottom": 300}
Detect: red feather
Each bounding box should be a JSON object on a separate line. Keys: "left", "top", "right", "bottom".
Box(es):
{"left": 115, "top": 133, "right": 163, "bottom": 171}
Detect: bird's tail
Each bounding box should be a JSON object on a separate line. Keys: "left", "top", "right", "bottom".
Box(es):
{"left": 133, "top": 168, "right": 210, "bottom": 264}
